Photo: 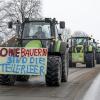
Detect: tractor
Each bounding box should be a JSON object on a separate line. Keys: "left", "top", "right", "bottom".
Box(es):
{"left": 0, "top": 18, "right": 69, "bottom": 86}
{"left": 68, "top": 31, "right": 95, "bottom": 68}
{"left": 96, "top": 42, "right": 100, "bottom": 64}
{"left": 88, "top": 39, "right": 100, "bottom": 64}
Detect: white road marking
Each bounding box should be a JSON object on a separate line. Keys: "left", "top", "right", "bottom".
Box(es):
{"left": 82, "top": 74, "right": 100, "bottom": 100}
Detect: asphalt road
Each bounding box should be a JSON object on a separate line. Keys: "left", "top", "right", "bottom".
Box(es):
{"left": 0, "top": 65, "right": 100, "bottom": 100}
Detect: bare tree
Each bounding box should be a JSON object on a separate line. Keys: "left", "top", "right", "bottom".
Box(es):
{"left": 0, "top": 0, "right": 42, "bottom": 43}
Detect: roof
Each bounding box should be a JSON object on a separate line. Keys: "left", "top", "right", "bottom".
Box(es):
{"left": 72, "top": 31, "right": 89, "bottom": 38}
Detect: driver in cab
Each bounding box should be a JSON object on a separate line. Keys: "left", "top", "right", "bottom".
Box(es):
{"left": 34, "top": 26, "right": 46, "bottom": 39}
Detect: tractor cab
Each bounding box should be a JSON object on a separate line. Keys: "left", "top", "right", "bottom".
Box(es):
{"left": 71, "top": 37, "right": 88, "bottom": 47}
{"left": 14, "top": 18, "right": 65, "bottom": 49}
{"left": 23, "top": 21, "right": 51, "bottom": 39}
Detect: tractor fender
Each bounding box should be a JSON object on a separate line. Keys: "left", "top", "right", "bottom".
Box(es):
{"left": 60, "top": 42, "right": 67, "bottom": 54}
{"left": 54, "top": 41, "right": 67, "bottom": 54}
{"left": 54, "top": 41, "right": 61, "bottom": 53}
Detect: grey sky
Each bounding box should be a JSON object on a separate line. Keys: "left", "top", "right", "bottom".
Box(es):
{"left": 43, "top": 0, "right": 100, "bottom": 41}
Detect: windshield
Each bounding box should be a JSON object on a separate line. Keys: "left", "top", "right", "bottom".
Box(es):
{"left": 72, "top": 38, "right": 87, "bottom": 45}
{"left": 23, "top": 22, "right": 51, "bottom": 39}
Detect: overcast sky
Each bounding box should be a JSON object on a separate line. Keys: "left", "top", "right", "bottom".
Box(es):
{"left": 43, "top": 0, "right": 100, "bottom": 41}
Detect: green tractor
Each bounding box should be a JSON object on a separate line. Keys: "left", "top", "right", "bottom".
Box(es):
{"left": 68, "top": 31, "right": 95, "bottom": 68}
{"left": 0, "top": 18, "right": 69, "bottom": 86}
{"left": 96, "top": 43, "right": 100, "bottom": 64}
{"left": 89, "top": 39, "right": 100, "bottom": 64}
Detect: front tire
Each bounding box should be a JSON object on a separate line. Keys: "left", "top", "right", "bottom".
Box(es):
{"left": 96, "top": 53, "right": 100, "bottom": 64}
{"left": 69, "top": 53, "right": 76, "bottom": 68}
{"left": 86, "top": 53, "right": 94, "bottom": 68}
{"left": 61, "top": 50, "right": 69, "bottom": 82}
{"left": 16, "top": 75, "right": 30, "bottom": 82}
{"left": 46, "top": 56, "right": 62, "bottom": 86}
{"left": 0, "top": 75, "right": 16, "bottom": 86}
{"left": 69, "top": 59, "right": 76, "bottom": 68}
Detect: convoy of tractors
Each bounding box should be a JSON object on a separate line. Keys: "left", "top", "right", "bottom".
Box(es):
{"left": 0, "top": 18, "right": 99, "bottom": 87}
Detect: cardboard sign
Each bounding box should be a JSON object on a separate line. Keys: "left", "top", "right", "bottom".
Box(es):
{"left": 0, "top": 47, "right": 48, "bottom": 76}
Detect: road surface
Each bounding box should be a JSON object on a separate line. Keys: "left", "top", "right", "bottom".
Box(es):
{"left": 0, "top": 65, "right": 100, "bottom": 100}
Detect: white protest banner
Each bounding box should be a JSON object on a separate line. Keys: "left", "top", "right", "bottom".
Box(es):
{"left": 0, "top": 47, "right": 48, "bottom": 76}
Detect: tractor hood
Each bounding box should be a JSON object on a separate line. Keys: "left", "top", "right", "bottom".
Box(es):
{"left": 25, "top": 40, "right": 42, "bottom": 48}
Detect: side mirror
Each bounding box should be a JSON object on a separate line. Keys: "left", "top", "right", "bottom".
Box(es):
{"left": 60, "top": 21, "right": 65, "bottom": 29}
{"left": 8, "top": 21, "right": 13, "bottom": 28}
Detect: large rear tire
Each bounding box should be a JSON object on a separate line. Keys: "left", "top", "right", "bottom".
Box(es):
{"left": 61, "top": 50, "right": 69, "bottom": 82}
{"left": 86, "top": 53, "right": 94, "bottom": 68}
{"left": 46, "top": 56, "right": 62, "bottom": 86}
{"left": 0, "top": 75, "right": 16, "bottom": 86}
{"left": 96, "top": 53, "right": 100, "bottom": 64}
{"left": 16, "top": 75, "right": 30, "bottom": 82}
{"left": 93, "top": 54, "right": 95, "bottom": 67}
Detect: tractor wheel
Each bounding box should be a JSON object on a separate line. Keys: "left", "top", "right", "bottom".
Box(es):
{"left": 69, "top": 53, "right": 76, "bottom": 68}
{"left": 93, "top": 55, "right": 95, "bottom": 67}
{"left": 86, "top": 53, "right": 94, "bottom": 68}
{"left": 46, "top": 56, "right": 62, "bottom": 86}
{"left": 16, "top": 75, "right": 30, "bottom": 82}
{"left": 69, "top": 60, "right": 76, "bottom": 67}
{"left": 0, "top": 75, "right": 16, "bottom": 86}
{"left": 60, "top": 42, "right": 69, "bottom": 82}
{"left": 96, "top": 53, "right": 100, "bottom": 64}
{"left": 69, "top": 60, "right": 73, "bottom": 67}
{"left": 69, "top": 53, "right": 73, "bottom": 67}
{"left": 61, "top": 50, "right": 69, "bottom": 82}
{"left": 72, "top": 63, "right": 76, "bottom": 67}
